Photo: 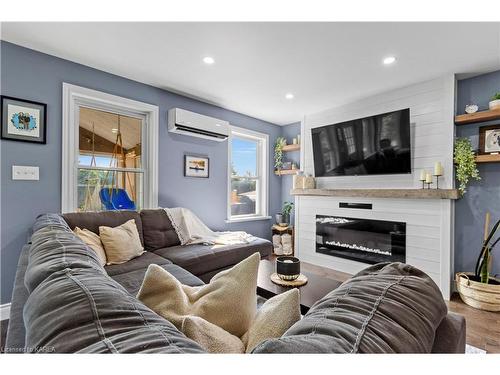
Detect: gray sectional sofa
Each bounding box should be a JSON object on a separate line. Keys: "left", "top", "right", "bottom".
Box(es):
{"left": 5, "top": 210, "right": 466, "bottom": 353}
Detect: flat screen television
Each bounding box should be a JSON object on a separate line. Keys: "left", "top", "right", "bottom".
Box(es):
{"left": 311, "top": 108, "right": 411, "bottom": 177}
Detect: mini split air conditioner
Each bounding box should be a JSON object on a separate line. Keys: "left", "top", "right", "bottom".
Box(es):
{"left": 168, "top": 108, "right": 229, "bottom": 141}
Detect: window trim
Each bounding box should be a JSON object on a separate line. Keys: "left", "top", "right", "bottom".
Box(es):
{"left": 62, "top": 83, "right": 159, "bottom": 213}
{"left": 227, "top": 125, "right": 269, "bottom": 222}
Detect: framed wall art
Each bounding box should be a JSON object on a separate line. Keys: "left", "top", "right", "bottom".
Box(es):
{"left": 184, "top": 155, "right": 209, "bottom": 178}
{"left": 1, "top": 96, "right": 47, "bottom": 144}
{"left": 479, "top": 125, "right": 500, "bottom": 154}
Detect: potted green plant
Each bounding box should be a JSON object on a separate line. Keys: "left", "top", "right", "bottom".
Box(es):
{"left": 274, "top": 137, "right": 287, "bottom": 171}
{"left": 454, "top": 138, "right": 480, "bottom": 195}
{"left": 276, "top": 201, "right": 294, "bottom": 227}
{"left": 489, "top": 92, "right": 500, "bottom": 110}
{"left": 456, "top": 214, "right": 500, "bottom": 312}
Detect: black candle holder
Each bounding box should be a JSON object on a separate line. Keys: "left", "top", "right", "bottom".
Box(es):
{"left": 425, "top": 181, "right": 433, "bottom": 189}
{"left": 420, "top": 179, "right": 426, "bottom": 189}
{"left": 434, "top": 174, "right": 442, "bottom": 189}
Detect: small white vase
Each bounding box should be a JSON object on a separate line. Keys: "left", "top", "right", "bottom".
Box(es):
{"left": 489, "top": 99, "right": 500, "bottom": 110}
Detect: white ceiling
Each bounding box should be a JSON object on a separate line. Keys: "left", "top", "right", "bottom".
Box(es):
{"left": 2, "top": 22, "right": 500, "bottom": 125}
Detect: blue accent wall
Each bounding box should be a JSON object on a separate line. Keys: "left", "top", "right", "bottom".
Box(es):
{"left": 0, "top": 41, "right": 284, "bottom": 304}
{"left": 455, "top": 70, "right": 500, "bottom": 278}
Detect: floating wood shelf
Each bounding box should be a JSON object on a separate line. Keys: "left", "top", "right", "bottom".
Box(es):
{"left": 291, "top": 188, "right": 460, "bottom": 200}
{"left": 275, "top": 169, "right": 300, "bottom": 176}
{"left": 475, "top": 154, "right": 500, "bottom": 163}
{"left": 281, "top": 144, "right": 300, "bottom": 152}
{"left": 455, "top": 108, "right": 500, "bottom": 125}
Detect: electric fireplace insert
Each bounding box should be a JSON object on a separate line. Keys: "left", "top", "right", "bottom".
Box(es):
{"left": 316, "top": 215, "right": 406, "bottom": 264}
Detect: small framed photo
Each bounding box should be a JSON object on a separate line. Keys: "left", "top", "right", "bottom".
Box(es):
{"left": 479, "top": 125, "right": 500, "bottom": 154}
{"left": 184, "top": 155, "right": 209, "bottom": 178}
{"left": 1, "top": 96, "right": 47, "bottom": 144}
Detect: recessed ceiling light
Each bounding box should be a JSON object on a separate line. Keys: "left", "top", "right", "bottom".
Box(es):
{"left": 285, "top": 93, "right": 294, "bottom": 100}
{"left": 383, "top": 56, "right": 397, "bottom": 65}
{"left": 203, "top": 56, "right": 215, "bottom": 65}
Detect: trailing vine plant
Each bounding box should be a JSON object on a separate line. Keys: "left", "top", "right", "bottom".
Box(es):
{"left": 274, "top": 137, "right": 287, "bottom": 170}
{"left": 454, "top": 138, "right": 480, "bottom": 195}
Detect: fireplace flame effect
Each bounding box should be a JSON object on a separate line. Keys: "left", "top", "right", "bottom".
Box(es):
{"left": 316, "top": 217, "right": 353, "bottom": 225}
{"left": 325, "top": 240, "right": 391, "bottom": 256}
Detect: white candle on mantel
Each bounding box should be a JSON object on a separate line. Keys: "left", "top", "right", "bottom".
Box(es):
{"left": 425, "top": 172, "right": 433, "bottom": 184}
{"left": 419, "top": 170, "right": 427, "bottom": 181}
{"left": 434, "top": 162, "right": 443, "bottom": 176}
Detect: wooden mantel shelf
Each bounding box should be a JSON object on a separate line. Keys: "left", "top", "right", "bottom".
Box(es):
{"left": 291, "top": 188, "right": 460, "bottom": 200}
{"left": 455, "top": 108, "right": 500, "bottom": 125}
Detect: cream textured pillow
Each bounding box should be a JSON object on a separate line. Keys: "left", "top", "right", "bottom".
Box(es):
{"left": 73, "top": 227, "right": 107, "bottom": 266}
{"left": 99, "top": 219, "right": 144, "bottom": 265}
{"left": 181, "top": 316, "right": 245, "bottom": 353}
{"left": 137, "top": 252, "right": 260, "bottom": 337}
{"left": 242, "top": 288, "right": 301, "bottom": 352}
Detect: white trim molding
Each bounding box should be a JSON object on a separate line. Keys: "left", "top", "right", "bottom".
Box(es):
{"left": 1, "top": 303, "right": 11, "bottom": 321}
{"left": 227, "top": 125, "right": 269, "bottom": 222}
{"left": 62, "top": 83, "right": 159, "bottom": 213}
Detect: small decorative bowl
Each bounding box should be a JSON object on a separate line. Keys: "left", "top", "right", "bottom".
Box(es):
{"left": 276, "top": 256, "right": 300, "bottom": 281}
{"left": 465, "top": 104, "right": 479, "bottom": 114}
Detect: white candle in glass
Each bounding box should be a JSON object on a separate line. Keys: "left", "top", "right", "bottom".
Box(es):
{"left": 434, "top": 162, "right": 443, "bottom": 176}
{"left": 425, "top": 173, "right": 433, "bottom": 184}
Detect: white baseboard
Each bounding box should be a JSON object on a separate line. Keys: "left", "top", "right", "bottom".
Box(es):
{"left": 1, "top": 303, "right": 11, "bottom": 321}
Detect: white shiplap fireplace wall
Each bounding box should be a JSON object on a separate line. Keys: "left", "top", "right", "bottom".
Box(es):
{"left": 295, "top": 75, "right": 456, "bottom": 299}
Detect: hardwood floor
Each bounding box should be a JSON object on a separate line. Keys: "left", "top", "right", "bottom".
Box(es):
{"left": 292, "top": 256, "right": 500, "bottom": 353}
{"left": 446, "top": 293, "right": 500, "bottom": 353}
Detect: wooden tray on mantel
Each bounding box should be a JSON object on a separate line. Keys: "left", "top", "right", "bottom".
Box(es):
{"left": 291, "top": 188, "right": 460, "bottom": 200}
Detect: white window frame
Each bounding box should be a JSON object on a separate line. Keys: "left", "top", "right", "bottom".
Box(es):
{"left": 61, "top": 83, "right": 159, "bottom": 213}
{"left": 226, "top": 125, "right": 270, "bottom": 223}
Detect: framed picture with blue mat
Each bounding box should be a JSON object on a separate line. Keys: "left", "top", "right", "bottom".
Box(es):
{"left": 1, "top": 95, "right": 47, "bottom": 144}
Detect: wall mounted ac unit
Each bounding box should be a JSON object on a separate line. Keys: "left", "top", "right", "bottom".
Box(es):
{"left": 168, "top": 108, "right": 229, "bottom": 141}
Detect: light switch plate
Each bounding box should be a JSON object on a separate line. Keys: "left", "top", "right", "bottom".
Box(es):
{"left": 12, "top": 165, "right": 40, "bottom": 181}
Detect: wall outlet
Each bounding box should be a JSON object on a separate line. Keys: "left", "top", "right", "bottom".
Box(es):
{"left": 12, "top": 165, "right": 40, "bottom": 181}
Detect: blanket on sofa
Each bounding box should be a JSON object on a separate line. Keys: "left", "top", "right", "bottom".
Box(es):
{"left": 164, "top": 207, "right": 257, "bottom": 246}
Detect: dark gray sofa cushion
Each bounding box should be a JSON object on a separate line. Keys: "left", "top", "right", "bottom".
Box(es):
{"left": 152, "top": 238, "right": 273, "bottom": 276}
{"left": 63, "top": 210, "right": 144, "bottom": 246}
{"left": 25, "top": 214, "right": 105, "bottom": 293}
{"left": 105, "top": 252, "right": 172, "bottom": 276}
{"left": 431, "top": 312, "right": 466, "bottom": 353}
{"left": 252, "top": 262, "right": 448, "bottom": 354}
{"left": 4, "top": 244, "right": 31, "bottom": 352}
{"left": 24, "top": 267, "right": 205, "bottom": 353}
{"left": 111, "top": 263, "right": 204, "bottom": 295}
{"left": 140, "top": 209, "right": 180, "bottom": 250}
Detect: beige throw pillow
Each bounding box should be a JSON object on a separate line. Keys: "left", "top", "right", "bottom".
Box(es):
{"left": 137, "top": 252, "right": 260, "bottom": 337}
{"left": 138, "top": 252, "right": 301, "bottom": 353}
{"left": 181, "top": 316, "right": 245, "bottom": 353}
{"left": 242, "top": 288, "right": 301, "bottom": 352}
{"left": 99, "top": 219, "right": 144, "bottom": 265}
{"left": 73, "top": 227, "right": 107, "bottom": 266}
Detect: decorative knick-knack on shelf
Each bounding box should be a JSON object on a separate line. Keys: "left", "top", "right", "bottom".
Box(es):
{"left": 302, "top": 174, "right": 316, "bottom": 189}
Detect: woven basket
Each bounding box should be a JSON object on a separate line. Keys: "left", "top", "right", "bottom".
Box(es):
{"left": 455, "top": 272, "right": 500, "bottom": 312}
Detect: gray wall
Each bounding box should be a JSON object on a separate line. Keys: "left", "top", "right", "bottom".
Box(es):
{"left": 0, "top": 41, "right": 284, "bottom": 304}
{"left": 455, "top": 70, "right": 500, "bottom": 277}
{"left": 279, "top": 122, "right": 301, "bottom": 224}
